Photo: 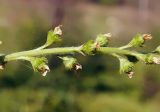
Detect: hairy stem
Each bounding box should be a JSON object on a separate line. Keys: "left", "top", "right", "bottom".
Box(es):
{"left": 4, "top": 46, "right": 145, "bottom": 62}
{"left": 97, "top": 47, "right": 145, "bottom": 60}
{"left": 5, "top": 47, "right": 82, "bottom": 62}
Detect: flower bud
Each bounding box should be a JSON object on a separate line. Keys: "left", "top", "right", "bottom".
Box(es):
{"left": 60, "top": 56, "right": 82, "bottom": 70}
{"left": 82, "top": 40, "right": 96, "bottom": 55}
{"left": 45, "top": 25, "right": 62, "bottom": 47}
{"left": 30, "top": 57, "right": 50, "bottom": 76}
{"left": 119, "top": 57, "right": 134, "bottom": 78}
{"left": 127, "top": 34, "right": 152, "bottom": 48}
{"left": 95, "top": 33, "right": 111, "bottom": 48}
{"left": 145, "top": 54, "right": 160, "bottom": 64}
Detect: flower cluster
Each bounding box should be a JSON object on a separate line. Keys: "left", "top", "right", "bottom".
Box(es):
{"left": 0, "top": 25, "right": 159, "bottom": 79}
{"left": 82, "top": 33, "right": 111, "bottom": 55}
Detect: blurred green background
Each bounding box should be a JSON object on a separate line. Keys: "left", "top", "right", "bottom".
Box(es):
{"left": 0, "top": 0, "right": 160, "bottom": 112}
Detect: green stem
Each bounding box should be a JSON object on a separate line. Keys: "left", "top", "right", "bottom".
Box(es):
{"left": 97, "top": 47, "right": 134, "bottom": 55}
{"left": 4, "top": 46, "right": 146, "bottom": 62}
{"left": 5, "top": 47, "right": 82, "bottom": 62}
{"left": 119, "top": 45, "right": 131, "bottom": 49}
{"left": 97, "top": 47, "right": 146, "bottom": 61}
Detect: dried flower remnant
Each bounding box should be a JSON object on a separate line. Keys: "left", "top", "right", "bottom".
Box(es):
{"left": 45, "top": 26, "right": 62, "bottom": 47}
{"left": 142, "top": 34, "right": 152, "bottom": 40}
{"left": 39, "top": 65, "right": 50, "bottom": 77}
{"left": 54, "top": 25, "right": 62, "bottom": 35}
{"left": 0, "top": 65, "right": 4, "bottom": 70}
{"left": 153, "top": 57, "right": 160, "bottom": 64}
{"left": 75, "top": 63, "right": 82, "bottom": 71}
{"left": 127, "top": 71, "right": 134, "bottom": 79}
{"left": 29, "top": 57, "right": 50, "bottom": 76}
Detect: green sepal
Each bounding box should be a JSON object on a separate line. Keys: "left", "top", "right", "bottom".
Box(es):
{"left": 30, "top": 57, "right": 49, "bottom": 74}
{"left": 119, "top": 57, "right": 134, "bottom": 75}
{"left": 145, "top": 54, "right": 160, "bottom": 64}
{"left": 82, "top": 40, "right": 96, "bottom": 55}
{"left": 59, "top": 56, "right": 82, "bottom": 70}
{"left": 95, "top": 34, "right": 109, "bottom": 47}
{"left": 45, "top": 26, "right": 62, "bottom": 47}
{"left": 60, "top": 56, "right": 78, "bottom": 70}
{"left": 129, "top": 34, "right": 145, "bottom": 47}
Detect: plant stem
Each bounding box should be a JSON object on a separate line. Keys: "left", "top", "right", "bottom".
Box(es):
{"left": 98, "top": 47, "right": 134, "bottom": 55}
{"left": 4, "top": 46, "right": 146, "bottom": 62}
{"left": 97, "top": 47, "right": 146, "bottom": 61}
{"left": 5, "top": 47, "right": 82, "bottom": 62}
